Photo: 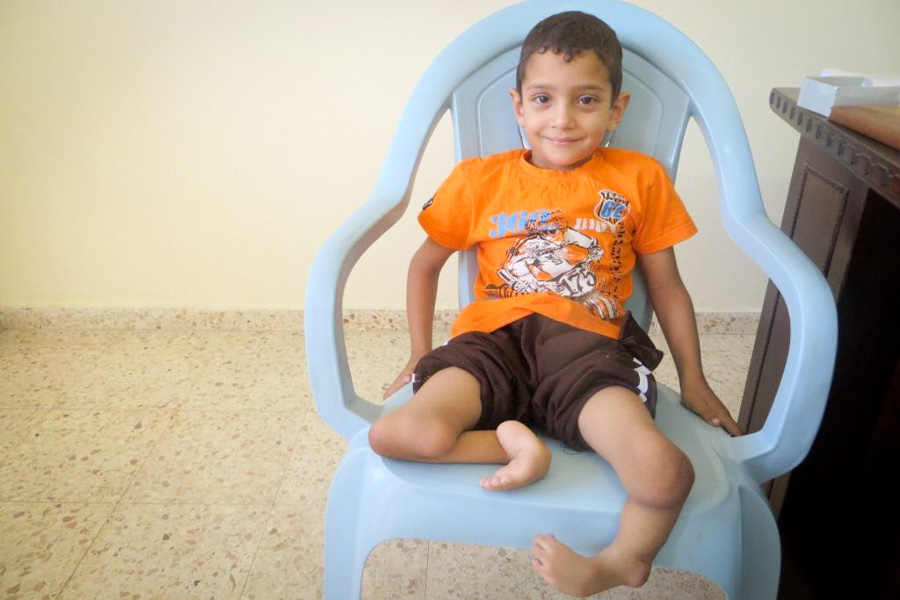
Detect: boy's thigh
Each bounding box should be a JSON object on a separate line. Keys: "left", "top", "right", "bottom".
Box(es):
{"left": 530, "top": 325, "right": 658, "bottom": 451}
{"left": 392, "top": 366, "right": 483, "bottom": 433}
{"left": 413, "top": 328, "right": 534, "bottom": 431}
{"left": 576, "top": 387, "right": 691, "bottom": 501}
{"left": 576, "top": 386, "right": 663, "bottom": 462}
{"left": 371, "top": 367, "right": 483, "bottom": 459}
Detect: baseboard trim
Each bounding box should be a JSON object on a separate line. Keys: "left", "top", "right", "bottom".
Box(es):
{"left": 0, "top": 307, "right": 760, "bottom": 335}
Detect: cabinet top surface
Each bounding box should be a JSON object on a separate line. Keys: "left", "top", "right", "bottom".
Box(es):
{"left": 770, "top": 88, "right": 900, "bottom": 204}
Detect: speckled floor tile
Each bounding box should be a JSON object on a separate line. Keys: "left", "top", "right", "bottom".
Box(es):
{"left": 607, "top": 567, "right": 725, "bottom": 599}
{"left": 240, "top": 504, "right": 325, "bottom": 600}
{"left": 0, "top": 324, "right": 756, "bottom": 600}
{"left": 242, "top": 504, "right": 428, "bottom": 600}
{"left": 277, "top": 414, "right": 347, "bottom": 505}
{"left": 36, "top": 330, "right": 295, "bottom": 411}
{"left": 0, "top": 342, "right": 80, "bottom": 409}
{"left": 0, "top": 409, "right": 172, "bottom": 502}
{"left": 123, "top": 410, "right": 303, "bottom": 505}
{"left": 425, "top": 541, "right": 605, "bottom": 599}
{"left": 0, "top": 329, "right": 109, "bottom": 347}
{"left": 185, "top": 358, "right": 310, "bottom": 412}
{"left": 93, "top": 330, "right": 274, "bottom": 359}
{"left": 345, "top": 329, "right": 416, "bottom": 404}
{"left": 363, "top": 538, "right": 429, "bottom": 600}
{"left": 55, "top": 344, "right": 196, "bottom": 410}
{"left": 0, "top": 409, "right": 48, "bottom": 451}
{"left": 174, "top": 331, "right": 310, "bottom": 412}
{"left": 243, "top": 331, "right": 305, "bottom": 364}
{"left": 0, "top": 502, "right": 114, "bottom": 600}
{"left": 57, "top": 503, "right": 269, "bottom": 600}
{"left": 0, "top": 370, "right": 68, "bottom": 409}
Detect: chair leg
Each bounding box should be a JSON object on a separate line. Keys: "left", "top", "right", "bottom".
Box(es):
{"left": 656, "top": 491, "right": 743, "bottom": 600}
{"left": 656, "top": 485, "right": 782, "bottom": 600}
{"left": 322, "top": 451, "right": 377, "bottom": 600}
{"left": 738, "top": 487, "right": 780, "bottom": 600}
{"left": 323, "top": 517, "right": 370, "bottom": 600}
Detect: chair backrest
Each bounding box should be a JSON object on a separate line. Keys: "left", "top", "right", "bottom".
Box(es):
{"left": 450, "top": 46, "right": 691, "bottom": 329}
{"left": 308, "top": 0, "right": 838, "bottom": 487}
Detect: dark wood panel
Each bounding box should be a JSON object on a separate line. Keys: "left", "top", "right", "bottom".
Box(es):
{"left": 740, "top": 140, "right": 857, "bottom": 441}
{"left": 746, "top": 89, "right": 900, "bottom": 598}
{"left": 778, "top": 189, "right": 900, "bottom": 599}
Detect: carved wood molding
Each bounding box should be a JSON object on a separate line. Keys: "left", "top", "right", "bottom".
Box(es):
{"left": 770, "top": 89, "right": 900, "bottom": 208}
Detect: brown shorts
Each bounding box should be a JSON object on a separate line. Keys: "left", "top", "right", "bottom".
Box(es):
{"left": 412, "top": 313, "right": 663, "bottom": 451}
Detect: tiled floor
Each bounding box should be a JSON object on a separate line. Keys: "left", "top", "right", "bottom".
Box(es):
{"left": 0, "top": 325, "right": 754, "bottom": 599}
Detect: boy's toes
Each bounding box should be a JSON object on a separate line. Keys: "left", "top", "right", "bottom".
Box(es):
{"left": 480, "top": 476, "right": 499, "bottom": 489}
{"left": 481, "top": 474, "right": 512, "bottom": 489}
{"left": 534, "top": 533, "right": 556, "bottom": 545}
{"left": 481, "top": 472, "right": 513, "bottom": 490}
{"left": 532, "top": 534, "right": 558, "bottom": 557}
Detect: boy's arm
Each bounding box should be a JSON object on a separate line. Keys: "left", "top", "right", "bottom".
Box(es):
{"left": 638, "top": 247, "right": 743, "bottom": 436}
{"left": 382, "top": 236, "right": 456, "bottom": 399}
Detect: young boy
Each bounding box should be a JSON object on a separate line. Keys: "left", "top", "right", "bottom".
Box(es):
{"left": 369, "top": 11, "right": 742, "bottom": 598}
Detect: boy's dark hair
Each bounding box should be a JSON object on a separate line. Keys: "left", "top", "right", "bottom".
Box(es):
{"left": 516, "top": 11, "right": 623, "bottom": 102}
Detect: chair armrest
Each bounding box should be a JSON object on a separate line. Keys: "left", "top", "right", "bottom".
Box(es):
{"left": 725, "top": 212, "right": 837, "bottom": 483}
{"left": 304, "top": 11, "right": 518, "bottom": 439}
{"left": 305, "top": 200, "right": 405, "bottom": 440}
{"left": 305, "top": 50, "right": 457, "bottom": 440}
{"left": 689, "top": 74, "right": 838, "bottom": 483}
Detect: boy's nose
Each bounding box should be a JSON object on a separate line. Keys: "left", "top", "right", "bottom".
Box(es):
{"left": 551, "top": 104, "right": 576, "bottom": 128}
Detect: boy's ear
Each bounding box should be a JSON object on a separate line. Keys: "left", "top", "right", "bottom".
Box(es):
{"left": 509, "top": 88, "right": 526, "bottom": 127}
{"left": 607, "top": 91, "right": 631, "bottom": 132}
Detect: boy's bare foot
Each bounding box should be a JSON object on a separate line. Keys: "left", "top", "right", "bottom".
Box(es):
{"left": 480, "top": 420, "right": 551, "bottom": 491}
{"left": 531, "top": 534, "right": 651, "bottom": 597}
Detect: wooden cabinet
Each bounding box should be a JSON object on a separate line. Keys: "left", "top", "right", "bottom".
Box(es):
{"left": 740, "top": 89, "right": 900, "bottom": 599}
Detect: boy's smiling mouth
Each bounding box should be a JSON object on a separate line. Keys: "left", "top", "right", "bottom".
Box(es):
{"left": 545, "top": 136, "right": 581, "bottom": 144}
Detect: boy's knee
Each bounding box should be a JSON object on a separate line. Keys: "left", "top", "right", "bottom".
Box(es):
{"left": 368, "top": 418, "right": 395, "bottom": 457}
{"left": 628, "top": 438, "right": 694, "bottom": 509}
{"left": 368, "top": 415, "right": 457, "bottom": 459}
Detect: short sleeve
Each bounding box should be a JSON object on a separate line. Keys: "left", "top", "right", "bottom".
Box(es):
{"left": 631, "top": 162, "right": 698, "bottom": 254}
{"left": 417, "top": 160, "right": 475, "bottom": 250}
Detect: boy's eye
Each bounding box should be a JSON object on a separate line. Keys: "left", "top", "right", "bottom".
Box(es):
{"left": 532, "top": 94, "right": 550, "bottom": 104}
{"left": 578, "top": 96, "right": 599, "bottom": 105}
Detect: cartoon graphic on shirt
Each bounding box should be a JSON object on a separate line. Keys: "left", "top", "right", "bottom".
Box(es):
{"left": 484, "top": 209, "right": 621, "bottom": 320}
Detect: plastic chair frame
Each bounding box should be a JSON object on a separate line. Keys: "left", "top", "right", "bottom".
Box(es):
{"left": 305, "top": 1, "right": 838, "bottom": 598}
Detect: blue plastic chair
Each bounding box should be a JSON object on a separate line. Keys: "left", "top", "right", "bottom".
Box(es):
{"left": 305, "top": 1, "right": 838, "bottom": 598}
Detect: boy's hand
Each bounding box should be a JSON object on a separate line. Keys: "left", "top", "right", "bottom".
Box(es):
{"left": 382, "top": 357, "right": 420, "bottom": 400}
{"left": 680, "top": 381, "right": 743, "bottom": 437}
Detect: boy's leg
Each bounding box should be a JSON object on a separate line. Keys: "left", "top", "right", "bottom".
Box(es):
{"left": 531, "top": 386, "right": 694, "bottom": 597}
{"left": 368, "top": 367, "right": 550, "bottom": 489}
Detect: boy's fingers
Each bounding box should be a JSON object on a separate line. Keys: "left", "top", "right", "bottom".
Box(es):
{"left": 382, "top": 372, "right": 414, "bottom": 399}
{"left": 721, "top": 414, "right": 744, "bottom": 437}
{"left": 382, "top": 382, "right": 400, "bottom": 399}
{"left": 699, "top": 396, "right": 744, "bottom": 437}
{"left": 709, "top": 406, "right": 742, "bottom": 437}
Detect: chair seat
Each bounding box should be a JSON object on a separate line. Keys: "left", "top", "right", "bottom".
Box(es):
{"left": 362, "top": 385, "right": 731, "bottom": 519}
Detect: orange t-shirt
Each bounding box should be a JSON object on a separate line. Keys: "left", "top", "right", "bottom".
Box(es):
{"left": 418, "top": 148, "right": 697, "bottom": 339}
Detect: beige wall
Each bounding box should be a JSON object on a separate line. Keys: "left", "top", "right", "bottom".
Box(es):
{"left": 1, "top": 0, "right": 898, "bottom": 311}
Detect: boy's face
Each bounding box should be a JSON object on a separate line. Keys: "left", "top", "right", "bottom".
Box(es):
{"left": 510, "top": 50, "right": 630, "bottom": 171}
